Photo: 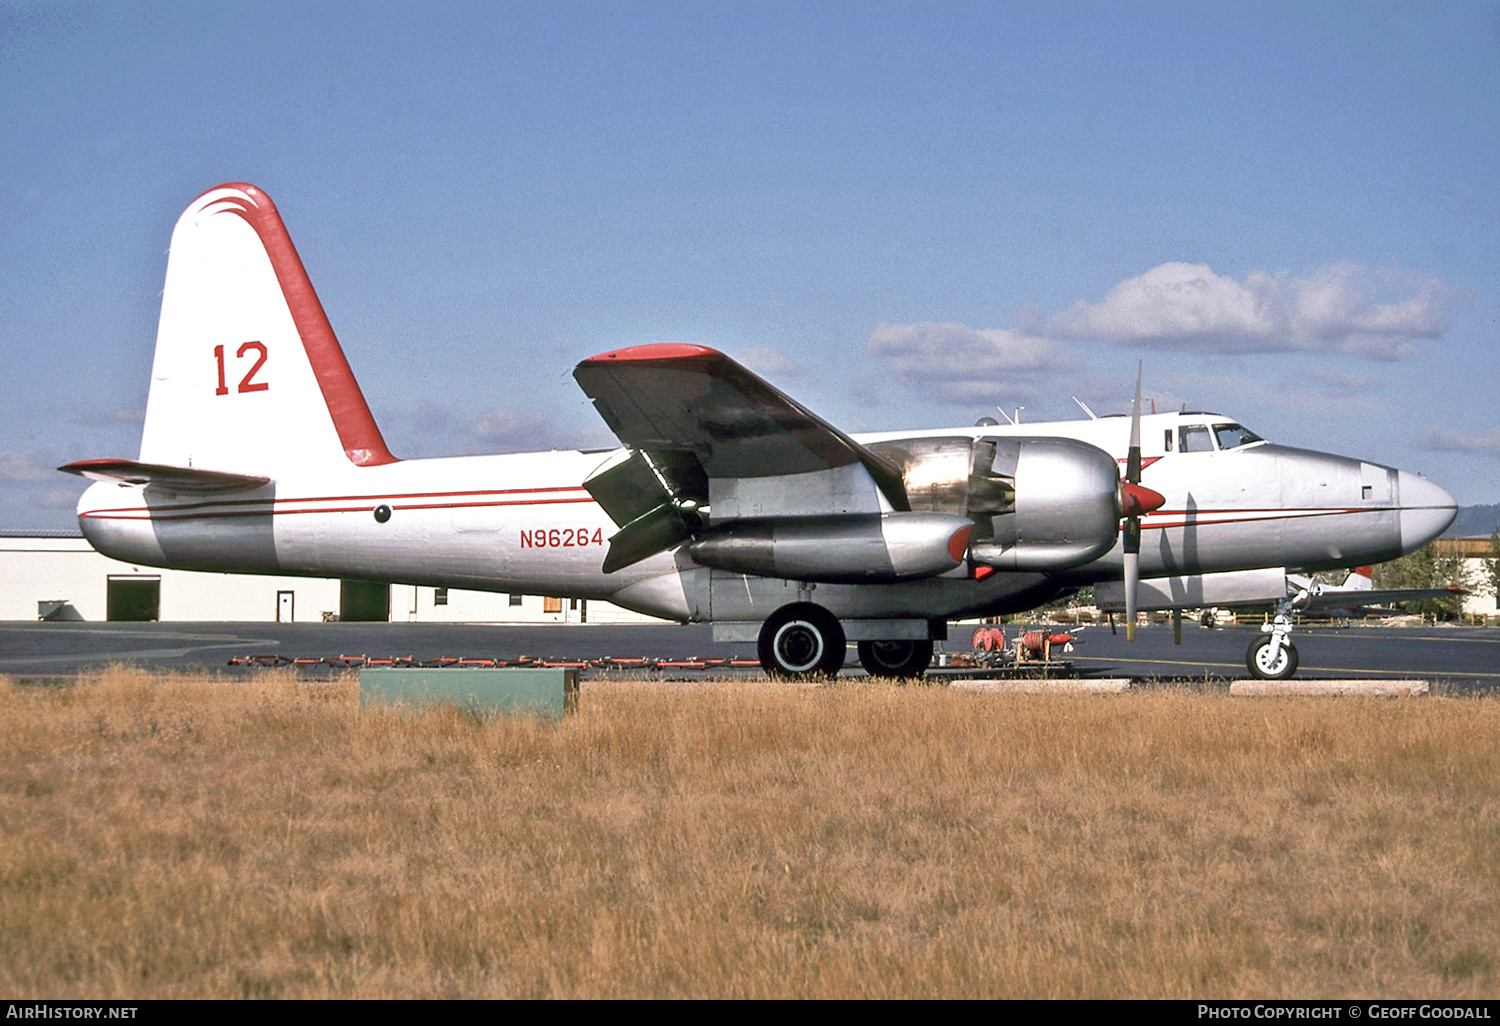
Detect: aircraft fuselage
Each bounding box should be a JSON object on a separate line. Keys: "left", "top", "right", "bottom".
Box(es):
{"left": 78, "top": 409, "right": 1455, "bottom": 624}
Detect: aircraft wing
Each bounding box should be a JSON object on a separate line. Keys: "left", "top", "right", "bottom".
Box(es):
{"left": 1301, "top": 586, "right": 1467, "bottom": 616}
{"left": 573, "top": 344, "right": 908, "bottom": 508}
{"left": 58, "top": 458, "right": 270, "bottom": 494}
{"left": 1096, "top": 568, "right": 1467, "bottom": 616}
{"left": 573, "top": 344, "right": 917, "bottom": 572}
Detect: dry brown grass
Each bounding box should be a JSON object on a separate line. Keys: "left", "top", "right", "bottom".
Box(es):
{"left": 1, "top": 667, "right": 1497, "bottom": 998}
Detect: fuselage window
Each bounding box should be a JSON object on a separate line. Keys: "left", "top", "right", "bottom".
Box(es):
{"left": 1213, "top": 423, "right": 1263, "bottom": 450}
{"left": 1164, "top": 429, "right": 1174, "bottom": 452}
{"left": 1180, "top": 425, "right": 1215, "bottom": 453}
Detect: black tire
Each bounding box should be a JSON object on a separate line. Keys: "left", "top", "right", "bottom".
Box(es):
{"left": 1247, "top": 634, "right": 1299, "bottom": 680}
{"left": 758, "top": 604, "right": 846, "bottom": 679}
{"left": 857, "top": 639, "right": 934, "bottom": 680}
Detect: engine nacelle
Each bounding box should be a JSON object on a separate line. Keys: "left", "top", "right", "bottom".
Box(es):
{"left": 867, "top": 434, "right": 1124, "bottom": 572}
{"left": 969, "top": 437, "right": 1122, "bottom": 570}
{"left": 688, "top": 512, "right": 973, "bottom": 583}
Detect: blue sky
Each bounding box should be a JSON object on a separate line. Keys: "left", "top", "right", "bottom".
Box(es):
{"left": 3, "top": 0, "right": 1497, "bottom": 529}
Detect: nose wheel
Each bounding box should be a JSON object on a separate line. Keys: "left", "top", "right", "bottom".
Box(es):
{"left": 1247, "top": 633, "right": 1299, "bottom": 679}
{"left": 1246, "top": 592, "right": 1304, "bottom": 679}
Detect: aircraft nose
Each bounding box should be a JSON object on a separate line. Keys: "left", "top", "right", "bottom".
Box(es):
{"left": 1396, "top": 470, "right": 1457, "bottom": 552}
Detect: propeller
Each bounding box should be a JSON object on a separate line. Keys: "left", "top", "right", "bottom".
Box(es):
{"left": 1120, "top": 362, "right": 1166, "bottom": 641}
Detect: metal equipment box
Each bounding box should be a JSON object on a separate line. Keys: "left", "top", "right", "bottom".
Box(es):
{"left": 359, "top": 667, "right": 578, "bottom": 720}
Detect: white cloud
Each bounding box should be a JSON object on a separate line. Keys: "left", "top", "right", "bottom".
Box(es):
{"left": 40, "top": 487, "right": 81, "bottom": 510}
{"left": 862, "top": 261, "right": 1446, "bottom": 414}
{"left": 1418, "top": 428, "right": 1500, "bottom": 459}
{"left": 0, "top": 452, "right": 52, "bottom": 483}
{"left": 1050, "top": 262, "right": 1446, "bottom": 359}
{"left": 866, "top": 322, "right": 1054, "bottom": 405}
{"left": 1149, "top": 369, "right": 1384, "bottom": 421}
{"left": 384, "top": 402, "right": 611, "bottom": 457}
{"left": 467, "top": 408, "right": 612, "bottom": 454}
{"left": 733, "top": 345, "right": 802, "bottom": 381}
{"left": 1302, "top": 366, "right": 1379, "bottom": 397}
{"left": 469, "top": 408, "right": 562, "bottom": 453}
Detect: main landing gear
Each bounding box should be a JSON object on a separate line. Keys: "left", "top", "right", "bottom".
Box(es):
{"left": 755, "top": 603, "right": 935, "bottom": 681}
{"left": 1245, "top": 592, "right": 1304, "bottom": 680}
{"left": 855, "top": 639, "right": 934, "bottom": 680}
{"left": 758, "top": 604, "right": 846, "bottom": 678}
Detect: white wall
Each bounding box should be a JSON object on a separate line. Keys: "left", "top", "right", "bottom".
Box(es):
{"left": 0, "top": 534, "right": 664, "bottom": 624}
{"left": 1460, "top": 558, "right": 1498, "bottom": 618}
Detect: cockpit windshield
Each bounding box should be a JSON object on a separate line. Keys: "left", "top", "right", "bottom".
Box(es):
{"left": 1179, "top": 425, "right": 1214, "bottom": 453}
{"left": 1213, "top": 423, "right": 1263, "bottom": 450}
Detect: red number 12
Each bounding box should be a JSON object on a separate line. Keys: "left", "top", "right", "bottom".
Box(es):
{"left": 214, "top": 342, "right": 269, "bottom": 395}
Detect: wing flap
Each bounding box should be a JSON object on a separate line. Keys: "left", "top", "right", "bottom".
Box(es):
{"left": 59, "top": 458, "right": 271, "bottom": 494}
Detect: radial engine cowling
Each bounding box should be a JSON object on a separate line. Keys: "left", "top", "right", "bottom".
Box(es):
{"left": 688, "top": 512, "right": 974, "bottom": 583}
{"left": 866, "top": 434, "right": 1124, "bottom": 572}
{"left": 969, "top": 437, "right": 1121, "bottom": 571}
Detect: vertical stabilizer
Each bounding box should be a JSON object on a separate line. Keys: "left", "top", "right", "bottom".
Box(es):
{"left": 137, "top": 183, "right": 396, "bottom": 475}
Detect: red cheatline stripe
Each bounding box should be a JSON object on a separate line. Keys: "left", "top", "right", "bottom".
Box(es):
{"left": 1139, "top": 508, "right": 1369, "bottom": 530}
{"left": 83, "top": 483, "right": 593, "bottom": 515}
{"left": 79, "top": 494, "right": 598, "bottom": 521}
{"left": 1148, "top": 506, "right": 1371, "bottom": 516}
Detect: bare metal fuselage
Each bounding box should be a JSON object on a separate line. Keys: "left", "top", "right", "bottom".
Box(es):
{"left": 77, "top": 410, "right": 1456, "bottom": 624}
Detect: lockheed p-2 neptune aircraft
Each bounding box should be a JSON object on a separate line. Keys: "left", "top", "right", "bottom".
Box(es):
{"left": 62, "top": 183, "right": 1458, "bottom": 679}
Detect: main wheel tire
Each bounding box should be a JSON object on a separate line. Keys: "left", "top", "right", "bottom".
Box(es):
{"left": 1247, "top": 634, "right": 1299, "bottom": 680}
{"left": 857, "top": 639, "right": 934, "bottom": 680}
{"left": 758, "top": 605, "right": 846, "bottom": 679}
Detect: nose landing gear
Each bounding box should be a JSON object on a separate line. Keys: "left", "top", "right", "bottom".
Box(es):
{"left": 1245, "top": 590, "right": 1306, "bottom": 679}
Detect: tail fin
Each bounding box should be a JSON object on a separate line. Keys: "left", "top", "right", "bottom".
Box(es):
{"left": 1344, "top": 565, "right": 1375, "bottom": 591}
{"left": 137, "top": 183, "right": 396, "bottom": 476}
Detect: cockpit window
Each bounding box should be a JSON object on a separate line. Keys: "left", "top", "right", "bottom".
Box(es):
{"left": 1213, "top": 423, "right": 1263, "bottom": 450}
{"left": 1179, "top": 425, "right": 1215, "bottom": 453}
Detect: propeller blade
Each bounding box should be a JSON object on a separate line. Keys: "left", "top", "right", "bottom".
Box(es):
{"left": 1122, "top": 361, "right": 1146, "bottom": 640}
{"left": 1126, "top": 360, "right": 1143, "bottom": 484}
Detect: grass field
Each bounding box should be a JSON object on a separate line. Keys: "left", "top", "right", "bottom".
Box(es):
{"left": 2, "top": 668, "right": 1497, "bottom": 999}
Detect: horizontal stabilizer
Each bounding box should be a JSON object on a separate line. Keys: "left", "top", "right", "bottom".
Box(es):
{"left": 59, "top": 458, "right": 270, "bottom": 494}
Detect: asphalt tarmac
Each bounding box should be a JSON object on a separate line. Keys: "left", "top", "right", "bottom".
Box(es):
{"left": 2, "top": 619, "right": 1498, "bottom": 691}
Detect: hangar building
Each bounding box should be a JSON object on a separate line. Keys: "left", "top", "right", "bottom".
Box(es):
{"left": 2, "top": 531, "right": 660, "bottom": 624}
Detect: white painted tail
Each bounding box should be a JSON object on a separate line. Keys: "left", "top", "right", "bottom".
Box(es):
{"left": 137, "top": 183, "right": 396, "bottom": 477}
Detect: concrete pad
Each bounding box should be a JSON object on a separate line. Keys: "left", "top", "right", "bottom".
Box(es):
{"left": 1229, "top": 679, "right": 1429, "bottom": 697}
{"left": 948, "top": 678, "right": 1132, "bottom": 694}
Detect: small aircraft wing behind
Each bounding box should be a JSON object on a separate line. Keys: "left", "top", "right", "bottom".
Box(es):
{"left": 1301, "top": 585, "right": 1468, "bottom": 617}
{"left": 1098, "top": 566, "right": 1468, "bottom": 620}
{"left": 573, "top": 343, "right": 907, "bottom": 506}
{"left": 58, "top": 458, "right": 270, "bottom": 494}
